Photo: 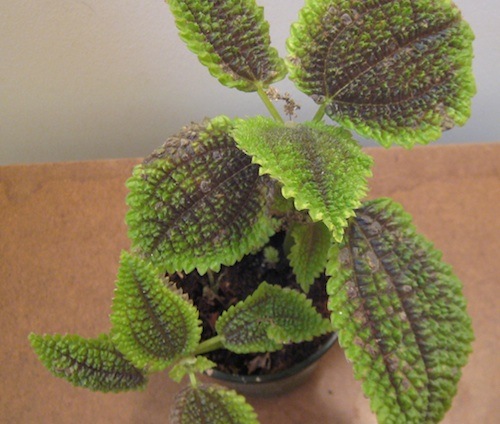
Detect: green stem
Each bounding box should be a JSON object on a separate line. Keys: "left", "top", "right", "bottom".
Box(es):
{"left": 257, "top": 85, "right": 284, "bottom": 123}
{"left": 283, "top": 226, "right": 295, "bottom": 259}
{"left": 193, "top": 335, "right": 225, "bottom": 355}
{"left": 189, "top": 372, "right": 198, "bottom": 388}
{"left": 312, "top": 103, "right": 326, "bottom": 123}
{"left": 207, "top": 269, "right": 215, "bottom": 286}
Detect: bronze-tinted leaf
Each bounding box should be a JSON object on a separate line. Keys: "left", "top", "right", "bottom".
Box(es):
{"left": 126, "top": 116, "right": 278, "bottom": 274}
{"left": 29, "top": 333, "right": 147, "bottom": 392}
{"left": 171, "top": 384, "right": 258, "bottom": 424}
{"left": 287, "top": 0, "right": 475, "bottom": 147}
{"left": 111, "top": 252, "right": 202, "bottom": 372}
{"left": 167, "top": 0, "right": 286, "bottom": 91}
{"left": 327, "top": 198, "right": 473, "bottom": 423}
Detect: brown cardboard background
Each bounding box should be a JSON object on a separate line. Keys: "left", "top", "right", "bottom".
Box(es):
{"left": 1, "top": 144, "right": 499, "bottom": 423}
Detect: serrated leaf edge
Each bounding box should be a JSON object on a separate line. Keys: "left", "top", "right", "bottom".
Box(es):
{"left": 111, "top": 252, "right": 202, "bottom": 372}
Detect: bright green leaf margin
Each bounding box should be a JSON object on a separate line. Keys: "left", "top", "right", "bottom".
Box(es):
{"left": 126, "top": 116, "right": 278, "bottom": 275}
{"left": 171, "top": 384, "right": 259, "bottom": 424}
{"left": 327, "top": 198, "right": 474, "bottom": 423}
{"left": 287, "top": 0, "right": 475, "bottom": 147}
{"left": 288, "top": 221, "right": 332, "bottom": 293}
{"left": 232, "top": 117, "right": 373, "bottom": 242}
{"left": 111, "top": 252, "right": 202, "bottom": 372}
{"left": 216, "top": 281, "right": 332, "bottom": 353}
{"left": 167, "top": 0, "right": 286, "bottom": 92}
{"left": 29, "top": 333, "right": 147, "bottom": 392}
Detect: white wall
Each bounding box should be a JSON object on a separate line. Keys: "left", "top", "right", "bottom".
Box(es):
{"left": 2, "top": 0, "right": 499, "bottom": 165}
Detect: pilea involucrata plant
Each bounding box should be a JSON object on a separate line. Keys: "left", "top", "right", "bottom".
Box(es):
{"left": 30, "top": 0, "right": 475, "bottom": 423}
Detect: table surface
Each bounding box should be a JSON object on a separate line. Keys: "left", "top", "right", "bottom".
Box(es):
{"left": 1, "top": 143, "right": 499, "bottom": 424}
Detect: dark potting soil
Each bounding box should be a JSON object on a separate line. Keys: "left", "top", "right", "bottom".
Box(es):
{"left": 171, "top": 232, "right": 332, "bottom": 376}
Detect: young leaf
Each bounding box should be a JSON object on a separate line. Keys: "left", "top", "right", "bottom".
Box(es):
{"left": 29, "top": 333, "right": 147, "bottom": 392}
{"left": 167, "top": 0, "right": 286, "bottom": 92}
{"left": 169, "top": 356, "right": 217, "bottom": 383}
{"left": 287, "top": 221, "right": 332, "bottom": 293}
{"left": 327, "top": 198, "right": 474, "bottom": 423}
{"left": 171, "top": 384, "right": 259, "bottom": 424}
{"left": 111, "top": 252, "right": 202, "bottom": 372}
{"left": 216, "top": 282, "right": 332, "bottom": 353}
{"left": 126, "top": 116, "right": 278, "bottom": 274}
{"left": 232, "top": 117, "right": 373, "bottom": 242}
{"left": 287, "top": 0, "right": 475, "bottom": 147}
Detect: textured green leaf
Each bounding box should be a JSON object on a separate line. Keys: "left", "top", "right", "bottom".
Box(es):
{"left": 111, "top": 252, "right": 202, "bottom": 372}
{"left": 171, "top": 384, "right": 259, "bottom": 424}
{"left": 232, "top": 117, "right": 373, "bottom": 242}
{"left": 29, "top": 333, "right": 147, "bottom": 392}
{"left": 287, "top": 0, "right": 475, "bottom": 147}
{"left": 169, "top": 356, "right": 217, "bottom": 383}
{"left": 327, "top": 198, "right": 473, "bottom": 423}
{"left": 288, "top": 221, "right": 332, "bottom": 292}
{"left": 216, "top": 282, "right": 332, "bottom": 353}
{"left": 126, "top": 116, "right": 278, "bottom": 274}
{"left": 167, "top": 0, "right": 286, "bottom": 92}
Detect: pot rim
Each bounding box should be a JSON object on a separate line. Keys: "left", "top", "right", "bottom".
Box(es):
{"left": 207, "top": 332, "right": 337, "bottom": 384}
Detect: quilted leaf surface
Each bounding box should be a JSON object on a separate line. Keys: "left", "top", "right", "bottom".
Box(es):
{"left": 29, "top": 333, "right": 147, "bottom": 392}
{"left": 327, "top": 198, "right": 474, "bottom": 423}
{"left": 217, "top": 282, "right": 332, "bottom": 353}
{"left": 287, "top": 0, "right": 475, "bottom": 147}
{"left": 126, "top": 116, "right": 278, "bottom": 274}
{"left": 111, "top": 252, "right": 201, "bottom": 372}
{"left": 171, "top": 384, "right": 259, "bottom": 424}
{"left": 167, "top": 0, "right": 286, "bottom": 91}
{"left": 233, "top": 117, "right": 372, "bottom": 242}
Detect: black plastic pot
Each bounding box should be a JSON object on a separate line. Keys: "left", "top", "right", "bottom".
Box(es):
{"left": 206, "top": 333, "right": 337, "bottom": 397}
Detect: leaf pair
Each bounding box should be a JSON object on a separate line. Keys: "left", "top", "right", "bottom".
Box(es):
{"left": 168, "top": 0, "right": 475, "bottom": 146}
{"left": 30, "top": 251, "right": 332, "bottom": 393}
{"left": 30, "top": 335, "right": 259, "bottom": 424}
{"left": 112, "top": 253, "right": 331, "bottom": 364}
{"left": 127, "top": 115, "right": 373, "bottom": 278}
{"left": 29, "top": 252, "right": 203, "bottom": 392}
{"left": 114, "top": 254, "right": 330, "bottom": 356}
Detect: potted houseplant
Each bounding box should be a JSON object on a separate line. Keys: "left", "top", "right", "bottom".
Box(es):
{"left": 29, "top": 0, "right": 476, "bottom": 423}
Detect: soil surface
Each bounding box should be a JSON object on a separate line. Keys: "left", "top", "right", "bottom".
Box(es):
{"left": 171, "top": 232, "right": 332, "bottom": 376}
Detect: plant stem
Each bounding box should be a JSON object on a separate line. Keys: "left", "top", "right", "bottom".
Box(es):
{"left": 257, "top": 85, "right": 284, "bottom": 123}
{"left": 207, "top": 269, "right": 215, "bottom": 286}
{"left": 189, "top": 372, "right": 198, "bottom": 388}
{"left": 283, "top": 227, "right": 295, "bottom": 259}
{"left": 193, "top": 335, "right": 225, "bottom": 355}
{"left": 313, "top": 103, "right": 326, "bottom": 122}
